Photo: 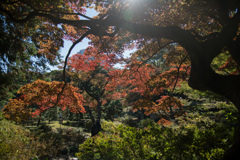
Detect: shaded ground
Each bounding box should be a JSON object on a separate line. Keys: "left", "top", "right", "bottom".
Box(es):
{"left": 23, "top": 120, "right": 91, "bottom": 159}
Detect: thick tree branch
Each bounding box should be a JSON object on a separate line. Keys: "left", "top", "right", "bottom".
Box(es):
{"left": 0, "top": 7, "right": 92, "bottom": 27}
{"left": 63, "top": 31, "right": 91, "bottom": 83}
{"left": 227, "top": 35, "right": 240, "bottom": 67}
{"left": 190, "top": 29, "right": 220, "bottom": 41}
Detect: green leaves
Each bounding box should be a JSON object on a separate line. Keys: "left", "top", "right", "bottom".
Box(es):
{"left": 77, "top": 121, "right": 233, "bottom": 160}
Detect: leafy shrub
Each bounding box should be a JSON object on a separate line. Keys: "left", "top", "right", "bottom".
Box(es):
{"left": 30, "top": 124, "right": 66, "bottom": 159}
{"left": 0, "top": 111, "right": 4, "bottom": 121}
{"left": 137, "top": 118, "right": 155, "bottom": 129}
{"left": 54, "top": 127, "right": 87, "bottom": 156}
{"left": 76, "top": 120, "right": 234, "bottom": 160}
{"left": 83, "top": 119, "right": 93, "bottom": 131}
{"left": 38, "top": 124, "right": 52, "bottom": 132}
{"left": 62, "top": 128, "right": 86, "bottom": 145}
{"left": 36, "top": 132, "right": 65, "bottom": 159}
{"left": 0, "top": 118, "right": 39, "bottom": 159}
{"left": 101, "top": 119, "right": 121, "bottom": 134}
{"left": 120, "top": 114, "right": 138, "bottom": 127}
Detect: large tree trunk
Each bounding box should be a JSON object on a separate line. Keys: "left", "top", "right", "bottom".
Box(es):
{"left": 85, "top": 104, "right": 102, "bottom": 137}
{"left": 172, "top": 15, "right": 240, "bottom": 159}
{"left": 222, "top": 120, "right": 240, "bottom": 160}
{"left": 91, "top": 100, "right": 102, "bottom": 137}
{"left": 186, "top": 42, "right": 240, "bottom": 160}
{"left": 37, "top": 114, "right": 41, "bottom": 127}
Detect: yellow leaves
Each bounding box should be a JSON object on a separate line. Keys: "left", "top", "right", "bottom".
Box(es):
{"left": 3, "top": 98, "right": 31, "bottom": 123}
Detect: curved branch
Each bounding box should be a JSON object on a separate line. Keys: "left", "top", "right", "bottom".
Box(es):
{"left": 50, "top": 31, "right": 90, "bottom": 108}
{"left": 190, "top": 29, "right": 220, "bottom": 41}
{"left": 63, "top": 31, "right": 91, "bottom": 83}
{"left": 227, "top": 35, "right": 240, "bottom": 67}
{"left": 0, "top": 7, "right": 92, "bottom": 27}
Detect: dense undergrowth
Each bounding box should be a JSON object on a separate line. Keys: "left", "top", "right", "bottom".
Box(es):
{"left": 1, "top": 82, "right": 239, "bottom": 160}
{"left": 0, "top": 111, "right": 86, "bottom": 159}
{"left": 76, "top": 117, "right": 235, "bottom": 160}
{"left": 76, "top": 83, "right": 238, "bottom": 160}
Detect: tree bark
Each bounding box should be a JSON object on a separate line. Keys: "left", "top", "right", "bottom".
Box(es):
{"left": 91, "top": 100, "right": 102, "bottom": 137}
{"left": 37, "top": 114, "right": 41, "bottom": 127}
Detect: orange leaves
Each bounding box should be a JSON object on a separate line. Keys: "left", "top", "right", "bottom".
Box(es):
{"left": 105, "top": 69, "right": 123, "bottom": 91}
{"left": 35, "top": 24, "right": 64, "bottom": 60}
{"left": 157, "top": 118, "right": 172, "bottom": 126}
{"left": 163, "top": 45, "right": 190, "bottom": 67}
{"left": 16, "top": 79, "right": 85, "bottom": 117}
{"left": 62, "top": 24, "right": 84, "bottom": 42}
{"left": 156, "top": 96, "right": 183, "bottom": 112}
{"left": 3, "top": 98, "right": 31, "bottom": 123}
{"left": 106, "top": 58, "right": 189, "bottom": 110}
{"left": 108, "top": 61, "right": 155, "bottom": 93}
{"left": 159, "top": 65, "right": 190, "bottom": 86}
{"left": 106, "top": 58, "right": 189, "bottom": 118}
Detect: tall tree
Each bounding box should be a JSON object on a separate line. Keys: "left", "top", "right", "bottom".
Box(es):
{"left": 1, "top": 0, "right": 240, "bottom": 159}
{"left": 68, "top": 47, "right": 121, "bottom": 136}
{"left": 0, "top": 0, "right": 64, "bottom": 105}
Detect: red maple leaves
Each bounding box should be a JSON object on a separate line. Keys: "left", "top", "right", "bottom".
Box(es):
{"left": 4, "top": 80, "right": 85, "bottom": 122}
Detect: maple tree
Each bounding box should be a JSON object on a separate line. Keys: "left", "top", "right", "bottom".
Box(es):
{"left": 1, "top": 0, "right": 240, "bottom": 158}
{"left": 106, "top": 58, "right": 189, "bottom": 124}
{"left": 68, "top": 46, "right": 124, "bottom": 136}
{"left": 3, "top": 79, "right": 85, "bottom": 125}
{"left": 3, "top": 95, "right": 31, "bottom": 123}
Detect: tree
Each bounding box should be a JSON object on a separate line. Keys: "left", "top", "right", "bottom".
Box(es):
{"left": 0, "top": 0, "right": 64, "bottom": 105}
{"left": 3, "top": 80, "right": 85, "bottom": 125}
{"left": 68, "top": 46, "right": 122, "bottom": 136}
{"left": 3, "top": 95, "right": 31, "bottom": 123}
{"left": 106, "top": 58, "right": 189, "bottom": 121}
{"left": 1, "top": 0, "right": 240, "bottom": 159}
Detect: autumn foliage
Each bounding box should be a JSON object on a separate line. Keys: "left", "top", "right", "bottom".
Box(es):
{"left": 3, "top": 95, "right": 31, "bottom": 123}
{"left": 105, "top": 60, "right": 189, "bottom": 120}
{"left": 3, "top": 80, "right": 85, "bottom": 122}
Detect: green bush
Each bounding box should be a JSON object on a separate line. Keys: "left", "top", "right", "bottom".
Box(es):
{"left": 76, "top": 120, "right": 234, "bottom": 160}
{"left": 0, "top": 118, "right": 39, "bottom": 159}
{"left": 120, "top": 114, "right": 138, "bottom": 127}
{"left": 101, "top": 119, "right": 121, "bottom": 134}
{"left": 83, "top": 119, "right": 93, "bottom": 132}
{"left": 30, "top": 125, "right": 66, "bottom": 159}
{"left": 137, "top": 118, "right": 155, "bottom": 129}
{"left": 62, "top": 128, "right": 86, "bottom": 145}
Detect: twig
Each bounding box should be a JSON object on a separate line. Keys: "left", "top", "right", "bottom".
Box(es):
{"left": 170, "top": 54, "right": 189, "bottom": 96}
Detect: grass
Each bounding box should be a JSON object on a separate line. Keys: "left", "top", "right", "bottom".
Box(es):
{"left": 48, "top": 120, "right": 67, "bottom": 130}
{"left": 23, "top": 120, "right": 90, "bottom": 136}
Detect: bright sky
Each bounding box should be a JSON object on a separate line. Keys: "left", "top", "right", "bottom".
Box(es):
{"left": 49, "top": 8, "right": 135, "bottom": 71}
